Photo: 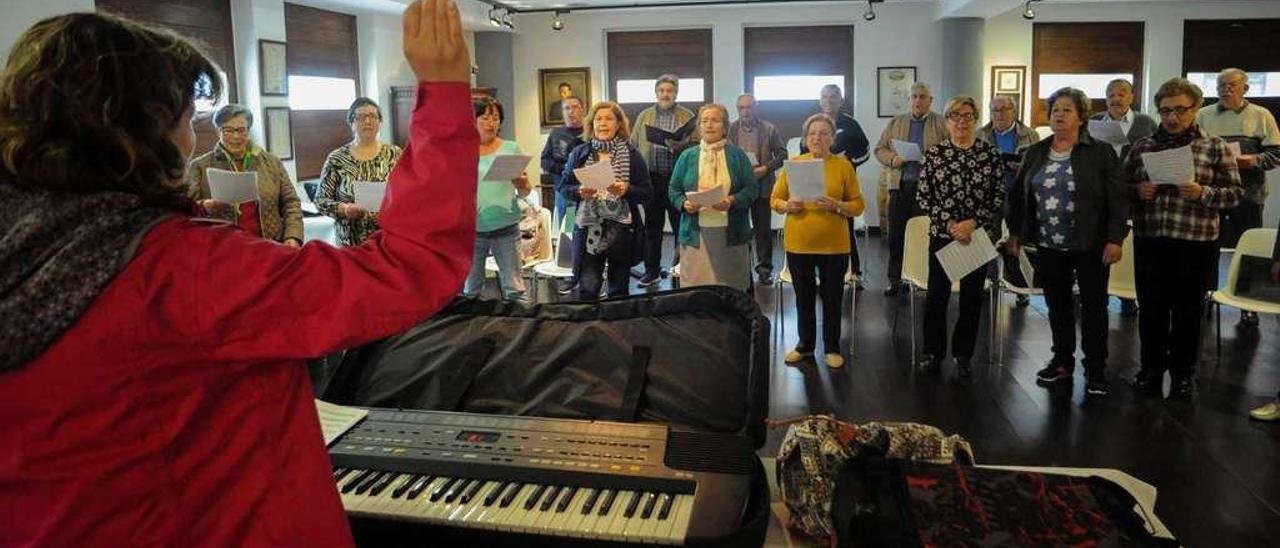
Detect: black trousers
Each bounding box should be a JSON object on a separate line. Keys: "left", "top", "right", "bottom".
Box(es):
{"left": 923, "top": 238, "right": 988, "bottom": 361}
{"left": 886, "top": 179, "right": 920, "bottom": 284}
{"left": 576, "top": 226, "right": 635, "bottom": 300}
{"left": 1217, "top": 199, "right": 1263, "bottom": 249}
{"left": 642, "top": 172, "right": 681, "bottom": 274}
{"left": 750, "top": 179, "right": 775, "bottom": 276}
{"left": 788, "top": 252, "right": 848, "bottom": 353}
{"left": 1037, "top": 247, "right": 1111, "bottom": 374}
{"left": 1134, "top": 237, "right": 1217, "bottom": 379}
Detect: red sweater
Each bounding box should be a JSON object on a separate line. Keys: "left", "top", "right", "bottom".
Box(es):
{"left": 0, "top": 82, "right": 477, "bottom": 547}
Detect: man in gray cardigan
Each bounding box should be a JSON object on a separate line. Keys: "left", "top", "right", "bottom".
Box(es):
{"left": 729, "top": 93, "right": 788, "bottom": 285}
{"left": 873, "top": 82, "right": 948, "bottom": 295}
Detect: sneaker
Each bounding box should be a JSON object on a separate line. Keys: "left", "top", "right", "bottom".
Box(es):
{"left": 784, "top": 349, "right": 812, "bottom": 365}
{"left": 556, "top": 279, "right": 578, "bottom": 295}
{"left": 1130, "top": 369, "right": 1163, "bottom": 397}
{"left": 917, "top": 354, "right": 940, "bottom": 375}
{"left": 824, "top": 353, "right": 845, "bottom": 369}
{"left": 1249, "top": 399, "right": 1280, "bottom": 421}
{"left": 1167, "top": 377, "right": 1195, "bottom": 400}
{"left": 955, "top": 358, "right": 972, "bottom": 381}
{"left": 1120, "top": 299, "right": 1139, "bottom": 318}
{"left": 1035, "top": 361, "right": 1073, "bottom": 383}
{"left": 1015, "top": 294, "right": 1030, "bottom": 307}
{"left": 637, "top": 271, "right": 661, "bottom": 287}
{"left": 1085, "top": 377, "right": 1110, "bottom": 397}
{"left": 1240, "top": 310, "right": 1260, "bottom": 326}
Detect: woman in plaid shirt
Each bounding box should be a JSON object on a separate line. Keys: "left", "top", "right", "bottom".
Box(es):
{"left": 1125, "top": 78, "right": 1242, "bottom": 400}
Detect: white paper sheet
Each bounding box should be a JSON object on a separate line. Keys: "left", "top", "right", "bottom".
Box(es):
{"left": 686, "top": 185, "right": 726, "bottom": 208}
{"left": 745, "top": 152, "right": 759, "bottom": 166}
{"left": 1087, "top": 120, "right": 1129, "bottom": 145}
{"left": 482, "top": 154, "right": 533, "bottom": 181}
{"left": 783, "top": 159, "right": 826, "bottom": 200}
{"left": 1018, "top": 247, "right": 1036, "bottom": 289}
{"left": 891, "top": 139, "right": 923, "bottom": 162}
{"left": 314, "top": 399, "right": 368, "bottom": 446}
{"left": 1227, "top": 141, "right": 1242, "bottom": 158}
{"left": 352, "top": 181, "right": 386, "bottom": 212}
{"left": 935, "top": 228, "right": 998, "bottom": 285}
{"left": 206, "top": 168, "right": 258, "bottom": 204}
{"left": 1141, "top": 145, "right": 1195, "bottom": 186}
{"left": 573, "top": 160, "right": 614, "bottom": 192}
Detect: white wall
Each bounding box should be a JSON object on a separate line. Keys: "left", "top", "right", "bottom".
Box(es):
{"left": 983, "top": 0, "right": 1280, "bottom": 225}
{"left": 510, "top": 1, "right": 945, "bottom": 225}
{"left": 0, "top": 0, "right": 95, "bottom": 65}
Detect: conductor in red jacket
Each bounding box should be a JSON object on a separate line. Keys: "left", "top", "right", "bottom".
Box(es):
{"left": 0, "top": 1, "right": 475, "bottom": 546}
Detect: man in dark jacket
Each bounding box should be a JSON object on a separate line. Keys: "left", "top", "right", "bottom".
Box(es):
{"left": 540, "top": 95, "right": 585, "bottom": 293}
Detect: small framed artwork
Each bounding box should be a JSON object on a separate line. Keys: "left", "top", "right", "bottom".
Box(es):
{"left": 263, "top": 107, "right": 293, "bottom": 160}
{"left": 991, "top": 65, "right": 1026, "bottom": 117}
{"left": 877, "top": 66, "right": 917, "bottom": 118}
{"left": 539, "top": 67, "right": 591, "bottom": 127}
{"left": 259, "top": 40, "right": 288, "bottom": 96}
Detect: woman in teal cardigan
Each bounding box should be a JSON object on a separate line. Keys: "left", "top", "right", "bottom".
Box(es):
{"left": 668, "top": 103, "right": 759, "bottom": 291}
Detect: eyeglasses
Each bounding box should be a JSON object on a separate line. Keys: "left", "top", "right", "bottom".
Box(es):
{"left": 946, "top": 112, "right": 976, "bottom": 122}
{"left": 1217, "top": 81, "right": 1244, "bottom": 91}
{"left": 1156, "top": 106, "right": 1194, "bottom": 117}
{"left": 219, "top": 126, "right": 249, "bottom": 135}
{"left": 353, "top": 113, "right": 381, "bottom": 122}
{"left": 991, "top": 106, "right": 1013, "bottom": 113}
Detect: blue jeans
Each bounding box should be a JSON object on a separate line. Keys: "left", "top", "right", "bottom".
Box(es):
{"left": 463, "top": 224, "right": 526, "bottom": 300}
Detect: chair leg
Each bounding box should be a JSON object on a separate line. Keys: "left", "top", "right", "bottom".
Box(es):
{"left": 1215, "top": 302, "right": 1221, "bottom": 361}
{"left": 848, "top": 283, "right": 857, "bottom": 357}
{"left": 909, "top": 286, "right": 917, "bottom": 365}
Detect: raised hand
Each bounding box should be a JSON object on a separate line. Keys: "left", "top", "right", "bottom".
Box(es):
{"left": 402, "top": 0, "right": 469, "bottom": 83}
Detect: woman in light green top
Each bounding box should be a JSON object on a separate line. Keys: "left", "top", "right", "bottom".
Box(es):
{"left": 463, "top": 97, "right": 532, "bottom": 300}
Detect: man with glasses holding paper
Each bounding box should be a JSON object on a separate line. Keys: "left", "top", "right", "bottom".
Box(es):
{"left": 874, "top": 82, "right": 948, "bottom": 296}
{"left": 1196, "top": 68, "right": 1280, "bottom": 326}
{"left": 1127, "top": 78, "right": 1242, "bottom": 400}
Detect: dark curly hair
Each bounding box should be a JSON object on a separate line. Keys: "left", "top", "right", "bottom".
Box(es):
{"left": 0, "top": 12, "right": 223, "bottom": 210}
{"left": 347, "top": 97, "right": 382, "bottom": 124}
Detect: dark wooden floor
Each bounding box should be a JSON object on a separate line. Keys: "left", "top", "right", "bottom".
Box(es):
{"left": 519, "top": 233, "right": 1280, "bottom": 548}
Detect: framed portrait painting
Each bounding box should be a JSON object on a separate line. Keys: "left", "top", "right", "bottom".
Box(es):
{"left": 877, "top": 66, "right": 917, "bottom": 118}
{"left": 539, "top": 67, "right": 590, "bottom": 127}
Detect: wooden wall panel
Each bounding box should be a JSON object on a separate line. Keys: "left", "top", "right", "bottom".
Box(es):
{"left": 284, "top": 3, "right": 359, "bottom": 180}
{"left": 607, "top": 29, "right": 713, "bottom": 124}
{"left": 744, "top": 26, "right": 854, "bottom": 143}
{"left": 1183, "top": 19, "right": 1280, "bottom": 120}
{"left": 1031, "top": 22, "right": 1144, "bottom": 126}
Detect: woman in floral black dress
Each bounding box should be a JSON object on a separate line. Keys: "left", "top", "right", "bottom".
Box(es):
{"left": 916, "top": 96, "right": 1005, "bottom": 379}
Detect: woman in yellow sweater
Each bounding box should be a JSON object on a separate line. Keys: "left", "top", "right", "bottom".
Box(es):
{"left": 772, "top": 114, "right": 865, "bottom": 368}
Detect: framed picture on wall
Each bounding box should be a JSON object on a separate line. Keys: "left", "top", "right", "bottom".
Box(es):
{"left": 539, "top": 67, "right": 591, "bottom": 127}
{"left": 877, "top": 66, "right": 917, "bottom": 118}
{"left": 263, "top": 107, "right": 293, "bottom": 160}
{"left": 991, "top": 65, "right": 1026, "bottom": 118}
{"left": 259, "top": 40, "right": 288, "bottom": 96}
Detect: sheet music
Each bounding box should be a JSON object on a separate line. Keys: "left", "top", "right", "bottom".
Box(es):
{"left": 935, "top": 228, "right": 998, "bottom": 284}
{"left": 745, "top": 152, "right": 759, "bottom": 166}
{"left": 783, "top": 159, "right": 826, "bottom": 200}
{"left": 352, "top": 181, "right": 385, "bottom": 212}
{"left": 206, "top": 168, "right": 258, "bottom": 204}
{"left": 1226, "top": 141, "right": 1242, "bottom": 158}
{"left": 1087, "top": 120, "right": 1129, "bottom": 145}
{"left": 686, "top": 185, "right": 726, "bottom": 208}
{"left": 1141, "top": 145, "right": 1194, "bottom": 186}
{"left": 573, "top": 159, "right": 614, "bottom": 192}
{"left": 482, "top": 154, "right": 532, "bottom": 181}
{"left": 891, "top": 139, "right": 923, "bottom": 162}
{"left": 315, "top": 399, "right": 368, "bottom": 446}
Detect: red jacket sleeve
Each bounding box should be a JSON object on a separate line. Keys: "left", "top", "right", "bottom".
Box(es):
{"left": 185, "top": 82, "right": 479, "bottom": 361}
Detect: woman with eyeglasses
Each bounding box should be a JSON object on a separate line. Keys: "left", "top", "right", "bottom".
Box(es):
{"left": 916, "top": 96, "right": 1005, "bottom": 379}
{"left": 1126, "top": 78, "right": 1242, "bottom": 400}
{"left": 1006, "top": 87, "right": 1128, "bottom": 398}
{"left": 316, "top": 97, "right": 404, "bottom": 246}
{"left": 186, "top": 103, "right": 304, "bottom": 245}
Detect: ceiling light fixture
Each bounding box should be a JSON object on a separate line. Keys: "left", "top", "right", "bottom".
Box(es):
{"left": 502, "top": 9, "right": 515, "bottom": 29}
{"left": 1022, "top": 0, "right": 1042, "bottom": 20}
{"left": 488, "top": 7, "right": 502, "bottom": 27}
{"left": 552, "top": 10, "right": 566, "bottom": 31}
{"left": 863, "top": 1, "right": 876, "bottom": 21}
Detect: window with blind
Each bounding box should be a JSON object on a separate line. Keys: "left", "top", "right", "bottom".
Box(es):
{"left": 285, "top": 3, "right": 359, "bottom": 180}
{"left": 1031, "top": 22, "right": 1144, "bottom": 127}
{"left": 744, "top": 25, "right": 853, "bottom": 142}
{"left": 607, "top": 29, "right": 713, "bottom": 125}
{"left": 1183, "top": 19, "right": 1280, "bottom": 120}
{"left": 96, "top": 0, "right": 237, "bottom": 154}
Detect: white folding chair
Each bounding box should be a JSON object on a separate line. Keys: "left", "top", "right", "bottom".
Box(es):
{"left": 530, "top": 207, "right": 575, "bottom": 302}
{"left": 1211, "top": 228, "right": 1280, "bottom": 357}
{"left": 896, "top": 216, "right": 994, "bottom": 365}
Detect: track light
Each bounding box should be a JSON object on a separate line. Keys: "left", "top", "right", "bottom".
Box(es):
{"left": 1022, "top": 0, "right": 1041, "bottom": 20}
{"left": 863, "top": 1, "right": 876, "bottom": 21}
{"left": 488, "top": 7, "right": 502, "bottom": 27}
{"left": 552, "top": 10, "right": 566, "bottom": 31}
{"left": 501, "top": 9, "right": 515, "bottom": 29}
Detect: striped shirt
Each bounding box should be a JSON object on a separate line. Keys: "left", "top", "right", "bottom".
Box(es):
{"left": 1124, "top": 126, "right": 1242, "bottom": 242}
{"left": 316, "top": 142, "right": 403, "bottom": 246}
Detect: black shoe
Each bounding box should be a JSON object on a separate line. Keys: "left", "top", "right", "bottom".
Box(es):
{"left": 556, "top": 279, "right": 578, "bottom": 295}
{"left": 1167, "top": 377, "right": 1194, "bottom": 400}
{"left": 1120, "top": 299, "right": 1139, "bottom": 318}
{"left": 917, "top": 354, "right": 940, "bottom": 375}
{"left": 1129, "top": 370, "right": 1164, "bottom": 397}
{"left": 955, "top": 358, "right": 973, "bottom": 381}
{"left": 1085, "top": 376, "right": 1110, "bottom": 397}
{"left": 884, "top": 283, "right": 901, "bottom": 297}
{"left": 637, "top": 271, "right": 661, "bottom": 287}
{"left": 758, "top": 272, "right": 775, "bottom": 286}
{"left": 1015, "top": 295, "right": 1031, "bottom": 307}
{"left": 1240, "top": 310, "right": 1260, "bottom": 327}
{"left": 855, "top": 277, "right": 866, "bottom": 291}
{"left": 1035, "top": 361, "right": 1073, "bottom": 383}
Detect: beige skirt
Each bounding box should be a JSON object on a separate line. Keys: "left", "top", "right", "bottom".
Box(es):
{"left": 679, "top": 226, "right": 751, "bottom": 291}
